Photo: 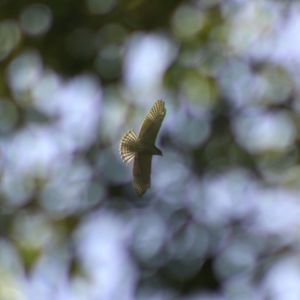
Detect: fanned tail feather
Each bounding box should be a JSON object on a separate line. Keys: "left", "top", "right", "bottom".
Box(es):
{"left": 119, "top": 130, "right": 137, "bottom": 163}
{"left": 133, "top": 180, "right": 149, "bottom": 196}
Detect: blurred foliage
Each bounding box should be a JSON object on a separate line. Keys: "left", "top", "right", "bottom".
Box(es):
{"left": 1, "top": 0, "right": 300, "bottom": 299}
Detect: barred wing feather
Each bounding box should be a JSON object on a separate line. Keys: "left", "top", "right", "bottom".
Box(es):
{"left": 119, "top": 130, "right": 137, "bottom": 163}
{"left": 138, "top": 100, "right": 166, "bottom": 143}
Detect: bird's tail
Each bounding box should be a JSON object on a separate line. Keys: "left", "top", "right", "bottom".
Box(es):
{"left": 119, "top": 130, "right": 138, "bottom": 163}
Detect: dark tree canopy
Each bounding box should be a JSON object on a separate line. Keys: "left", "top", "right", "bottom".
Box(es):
{"left": 0, "top": 1, "right": 299, "bottom": 299}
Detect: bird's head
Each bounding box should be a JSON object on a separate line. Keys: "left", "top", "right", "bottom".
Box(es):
{"left": 154, "top": 146, "right": 163, "bottom": 156}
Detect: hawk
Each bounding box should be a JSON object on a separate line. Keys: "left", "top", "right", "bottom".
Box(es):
{"left": 119, "top": 100, "right": 166, "bottom": 196}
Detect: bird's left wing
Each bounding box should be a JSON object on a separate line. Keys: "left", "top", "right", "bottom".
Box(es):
{"left": 133, "top": 153, "right": 152, "bottom": 196}
{"left": 138, "top": 100, "right": 166, "bottom": 144}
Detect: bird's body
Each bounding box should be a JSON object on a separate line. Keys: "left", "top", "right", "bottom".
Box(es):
{"left": 133, "top": 141, "right": 162, "bottom": 155}
{"left": 119, "top": 100, "right": 166, "bottom": 196}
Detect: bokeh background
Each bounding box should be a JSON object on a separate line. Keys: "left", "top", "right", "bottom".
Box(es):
{"left": 1, "top": 0, "right": 300, "bottom": 299}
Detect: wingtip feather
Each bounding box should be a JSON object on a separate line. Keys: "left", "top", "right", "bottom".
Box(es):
{"left": 148, "top": 100, "right": 166, "bottom": 121}
{"left": 119, "top": 130, "right": 137, "bottom": 163}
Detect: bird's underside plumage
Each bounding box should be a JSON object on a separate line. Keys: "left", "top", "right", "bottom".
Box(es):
{"left": 119, "top": 100, "right": 166, "bottom": 196}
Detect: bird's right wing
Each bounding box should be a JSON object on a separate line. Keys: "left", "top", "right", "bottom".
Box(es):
{"left": 119, "top": 130, "right": 138, "bottom": 163}
{"left": 133, "top": 153, "right": 152, "bottom": 196}
{"left": 138, "top": 100, "right": 166, "bottom": 144}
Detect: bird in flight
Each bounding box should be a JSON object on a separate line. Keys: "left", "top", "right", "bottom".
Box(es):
{"left": 119, "top": 100, "right": 166, "bottom": 196}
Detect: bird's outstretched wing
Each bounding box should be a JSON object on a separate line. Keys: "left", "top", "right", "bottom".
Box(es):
{"left": 119, "top": 130, "right": 137, "bottom": 163}
{"left": 138, "top": 100, "right": 166, "bottom": 143}
{"left": 133, "top": 153, "right": 152, "bottom": 196}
